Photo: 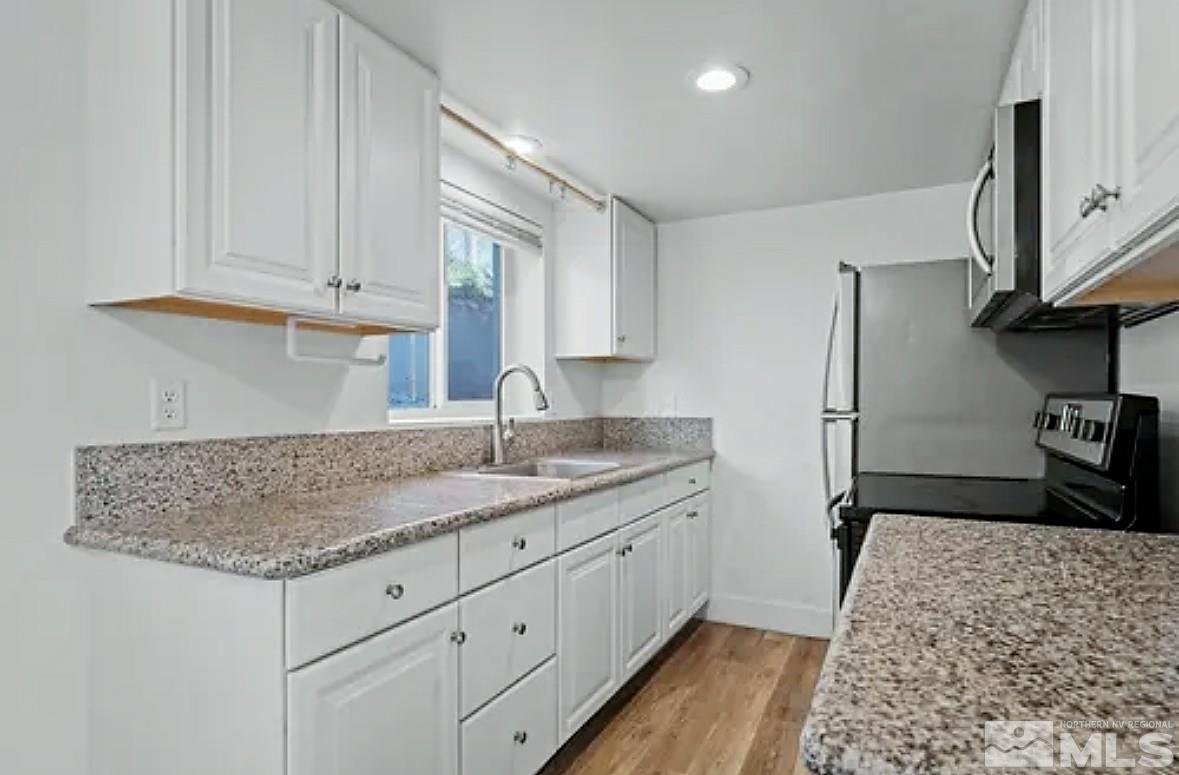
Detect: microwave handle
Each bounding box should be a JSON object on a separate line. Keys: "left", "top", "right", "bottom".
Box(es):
{"left": 966, "top": 155, "right": 994, "bottom": 282}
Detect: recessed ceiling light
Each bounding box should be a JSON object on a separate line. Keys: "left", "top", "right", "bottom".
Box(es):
{"left": 504, "top": 134, "right": 542, "bottom": 156}
{"left": 691, "top": 63, "right": 750, "bottom": 93}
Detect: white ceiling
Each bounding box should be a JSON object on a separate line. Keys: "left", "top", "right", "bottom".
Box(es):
{"left": 337, "top": 0, "right": 1027, "bottom": 222}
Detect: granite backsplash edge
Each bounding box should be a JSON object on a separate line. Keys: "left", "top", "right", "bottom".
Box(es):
{"left": 76, "top": 416, "right": 711, "bottom": 524}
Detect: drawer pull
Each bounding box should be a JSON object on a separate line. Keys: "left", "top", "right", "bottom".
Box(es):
{"left": 450, "top": 630, "right": 467, "bottom": 645}
{"left": 512, "top": 621, "right": 527, "bottom": 635}
{"left": 513, "top": 730, "right": 528, "bottom": 745}
{"left": 688, "top": 478, "right": 697, "bottom": 485}
{"left": 687, "top": 510, "right": 699, "bottom": 519}
{"left": 512, "top": 537, "right": 527, "bottom": 551}
{"left": 384, "top": 583, "right": 404, "bottom": 600}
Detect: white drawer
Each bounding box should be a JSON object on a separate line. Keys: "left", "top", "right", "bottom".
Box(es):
{"left": 461, "top": 658, "right": 558, "bottom": 775}
{"left": 285, "top": 534, "right": 457, "bottom": 668}
{"left": 555, "top": 489, "right": 619, "bottom": 552}
{"left": 459, "top": 506, "right": 555, "bottom": 594}
{"left": 666, "top": 460, "right": 710, "bottom": 502}
{"left": 619, "top": 474, "right": 668, "bottom": 525}
{"left": 459, "top": 559, "right": 556, "bottom": 718}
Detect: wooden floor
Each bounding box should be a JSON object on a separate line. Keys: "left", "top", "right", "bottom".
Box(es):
{"left": 551, "top": 623, "right": 829, "bottom": 775}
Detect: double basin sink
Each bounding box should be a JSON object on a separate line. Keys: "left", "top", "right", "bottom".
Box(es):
{"left": 462, "top": 457, "right": 622, "bottom": 481}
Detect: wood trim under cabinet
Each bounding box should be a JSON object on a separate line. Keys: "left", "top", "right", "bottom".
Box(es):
{"left": 96, "top": 295, "right": 401, "bottom": 336}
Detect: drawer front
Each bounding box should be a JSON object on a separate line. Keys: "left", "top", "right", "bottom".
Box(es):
{"left": 459, "top": 506, "right": 556, "bottom": 594}
{"left": 666, "top": 460, "right": 710, "bottom": 502}
{"left": 619, "top": 474, "right": 668, "bottom": 525}
{"left": 459, "top": 559, "right": 556, "bottom": 718}
{"left": 556, "top": 489, "right": 619, "bottom": 552}
{"left": 286, "top": 534, "right": 458, "bottom": 668}
{"left": 461, "top": 658, "right": 558, "bottom": 775}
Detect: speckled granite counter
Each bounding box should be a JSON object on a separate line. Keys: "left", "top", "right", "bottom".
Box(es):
{"left": 65, "top": 449, "right": 711, "bottom": 579}
{"left": 801, "top": 515, "right": 1179, "bottom": 775}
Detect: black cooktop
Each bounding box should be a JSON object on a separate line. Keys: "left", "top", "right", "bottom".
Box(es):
{"left": 841, "top": 472, "right": 1053, "bottom": 524}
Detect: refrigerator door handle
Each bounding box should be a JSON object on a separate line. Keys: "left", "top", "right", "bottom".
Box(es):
{"left": 820, "top": 291, "right": 840, "bottom": 528}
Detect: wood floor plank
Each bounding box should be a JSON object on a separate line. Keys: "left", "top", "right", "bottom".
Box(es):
{"left": 552, "top": 622, "right": 829, "bottom": 775}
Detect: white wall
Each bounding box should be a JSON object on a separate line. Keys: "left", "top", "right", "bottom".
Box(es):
{"left": 1119, "top": 315, "right": 1179, "bottom": 534}
{"left": 601, "top": 182, "right": 973, "bottom": 636}
{"left": 0, "top": 4, "right": 597, "bottom": 770}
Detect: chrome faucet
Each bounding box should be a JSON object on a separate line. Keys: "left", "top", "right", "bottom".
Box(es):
{"left": 492, "top": 364, "right": 550, "bottom": 464}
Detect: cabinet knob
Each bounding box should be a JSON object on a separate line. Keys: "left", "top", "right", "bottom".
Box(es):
{"left": 345, "top": 279, "right": 362, "bottom": 293}
{"left": 326, "top": 275, "right": 343, "bottom": 290}
{"left": 687, "top": 510, "right": 699, "bottom": 519}
{"left": 617, "top": 334, "right": 627, "bottom": 344}
{"left": 512, "top": 537, "right": 527, "bottom": 551}
{"left": 450, "top": 630, "right": 467, "bottom": 645}
{"left": 1079, "top": 193, "right": 1097, "bottom": 219}
{"left": 1091, "top": 183, "right": 1121, "bottom": 212}
{"left": 385, "top": 583, "right": 404, "bottom": 599}
{"left": 688, "top": 478, "right": 697, "bottom": 485}
{"left": 513, "top": 730, "right": 528, "bottom": 745}
{"left": 512, "top": 622, "right": 527, "bottom": 635}
{"left": 617, "top": 547, "right": 627, "bottom": 557}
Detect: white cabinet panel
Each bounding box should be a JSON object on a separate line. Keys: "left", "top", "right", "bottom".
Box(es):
{"left": 687, "top": 494, "right": 711, "bottom": 614}
{"left": 556, "top": 489, "right": 620, "bottom": 552}
{"left": 180, "top": 0, "right": 339, "bottom": 312}
{"left": 338, "top": 16, "right": 440, "bottom": 328}
{"left": 612, "top": 199, "right": 657, "bottom": 360}
{"left": 1041, "top": 0, "right": 1117, "bottom": 301}
{"left": 287, "top": 603, "right": 459, "bottom": 775}
{"left": 1108, "top": 1, "right": 1179, "bottom": 258}
{"left": 619, "top": 474, "right": 668, "bottom": 526}
{"left": 618, "top": 512, "right": 664, "bottom": 680}
{"left": 459, "top": 506, "right": 556, "bottom": 594}
{"left": 665, "top": 461, "right": 711, "bottom": 503}
{"left": 459, "top": 560, "right": 557, "bottom": 718}
{"left": 461, "top": 659, "right": 558, "bottom": 775}
{"left": 557, "top": 532, "right": 619, "bottom": 742}
{"left": 662, "top": 503, "right": 689, "bottom": 636}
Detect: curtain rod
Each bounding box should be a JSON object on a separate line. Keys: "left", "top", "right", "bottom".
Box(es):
{"left": 440, "top": 104, "right": 607, "bottom": 212}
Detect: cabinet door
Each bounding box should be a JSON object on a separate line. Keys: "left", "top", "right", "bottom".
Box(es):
{"left": 557, "top": 532, "right": 619, "bottom": 743}
{"left": 1108, "top": 1, "right": 1179, "bottom": 258}
{"left": 288, "top": 603, "right": 459, "bottom": 775}
{"left": 612, "top": 199, "right": 656, "bottom": 359}
{"left": 1042, "top": 0, "right": 1116, "bottom": 302}
{"left": 461, "top": 658, "right": 558, "bottom": 775}
{"left": 618, "top": 512, "right": 664, "bottom": 681}
{"left": 180, "top": 0, "right": 339, "bottom": 313}
{"left": 999, "top": 0, "right": 1044, "bottom": 105}
{"left": 338, "top": 17, "right": 441, "bottom": 328}
{"left": 687, "top": 496, "right": 711, "bottom": 614}
{"left": 662, "top": 504, "right": 689, "bottom": 637}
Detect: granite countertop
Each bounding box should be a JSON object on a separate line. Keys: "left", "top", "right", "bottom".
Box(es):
{"left": 802, "top": 515, "right": 1179, "bottom": 775}
{"left": 65, "top": 449, "right": 711, "bottom": 579}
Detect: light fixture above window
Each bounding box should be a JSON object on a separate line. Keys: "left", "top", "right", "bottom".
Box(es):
{"left": 691, "top": 63, "right": 750, "bottom": 93}
{"left": 504, "top": 134, "right": 542, "bottom": 157}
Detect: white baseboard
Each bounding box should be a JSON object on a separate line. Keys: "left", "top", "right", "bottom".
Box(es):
{"left": 702, "top": 594, "right": 833, "bottom": 638}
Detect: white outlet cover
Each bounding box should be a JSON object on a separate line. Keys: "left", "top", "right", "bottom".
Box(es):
{"left": 150, "top": 378, "right": 187, "bottom": 431}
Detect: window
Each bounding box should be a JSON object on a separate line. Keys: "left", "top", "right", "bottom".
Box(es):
{"left": 388, "top": 223, "right": 505, "bottom": 412}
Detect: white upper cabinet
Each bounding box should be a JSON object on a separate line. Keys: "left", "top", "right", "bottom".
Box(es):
{"left": 179, "top": 0, "right": 340, "bottom": 313}
{"left": 338, "top": 16, "right": 440, "bottom": 327}
{"left": 1041, "top": 0, "right": 1117, "bottom": 302}
{"left": 1040, "top": 1, "right": 1179, "bottom": 304}
{"left": 1105, "top": 2, "right": 1179, "bottom": 267}
{"left": 554, "top": 196, "right": 656, "bottom": 361}
{"left": 998, "top": 0, "right": 1044, "bottom": 105}
{"left": 86, "top": 0, "right": 440, "bottom": 332}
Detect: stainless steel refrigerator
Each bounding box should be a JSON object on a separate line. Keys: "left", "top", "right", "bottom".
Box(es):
{"left": 819, "top": 259, "right": 1110, "bottom": 614}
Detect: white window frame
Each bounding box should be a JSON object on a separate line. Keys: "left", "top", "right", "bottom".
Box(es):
{"left": 387, "top": 218, "right": 508, "bottom": 422}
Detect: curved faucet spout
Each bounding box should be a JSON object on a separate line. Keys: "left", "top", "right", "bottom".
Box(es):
{"left": 492, "top": 364, "right": 550, "bottom": 464}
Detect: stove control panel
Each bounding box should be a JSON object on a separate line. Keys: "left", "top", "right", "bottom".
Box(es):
{"left": 1034, "top": 395, "right": 1116, "bottom": 469}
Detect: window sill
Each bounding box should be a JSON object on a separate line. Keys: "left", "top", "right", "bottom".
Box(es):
{"left": 385, "top": 412, "right": 544, "bottom": 429}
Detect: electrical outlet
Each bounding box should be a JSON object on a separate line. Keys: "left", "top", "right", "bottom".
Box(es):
{"left": 150, "top": 378, "right": 187, "bottom": 431}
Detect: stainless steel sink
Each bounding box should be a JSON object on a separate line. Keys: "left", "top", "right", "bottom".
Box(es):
{"left": 473, "top": 458, "right": 622, "bottom": 480}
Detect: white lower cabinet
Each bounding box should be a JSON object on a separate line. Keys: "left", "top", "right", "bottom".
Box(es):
{"left": 618, "top": 512, "right": 664, "bottom": 681}
{"left": 557, "top": 531, "right": 620, "bottom": 742}
{"left": 687, "top": 494, "right": 712, "bottom": 613}
{"left": 287, "top": 603, "right": 460, "bottom": 775}
{"left": 461, "top": 659, "right": 559, "bottom": 775}
{"left": 459, "top": 560, "right": 557, "bottom": 718}
{"left": 663, "top": 503, "right": 690, "bottom": 635}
